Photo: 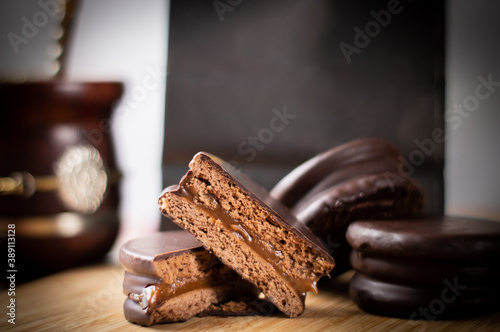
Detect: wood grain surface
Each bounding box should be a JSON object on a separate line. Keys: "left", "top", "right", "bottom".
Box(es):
{"left": 1, "top": 265, "right": 499, "bottom": 331}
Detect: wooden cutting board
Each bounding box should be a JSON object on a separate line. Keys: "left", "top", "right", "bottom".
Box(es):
{"left": 1, "top": 264, "right": 499, "bottom": 331}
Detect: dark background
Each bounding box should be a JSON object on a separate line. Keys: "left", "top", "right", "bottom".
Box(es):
{"left": 161, "top": 0, "right": 445, "bottom": 230}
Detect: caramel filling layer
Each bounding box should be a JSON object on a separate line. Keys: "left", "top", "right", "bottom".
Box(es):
{"left": 179, "top": 175, "right": 322, "bottom": 295}
{"left": 129, "top": 276, "right": 215, "bottom": 314}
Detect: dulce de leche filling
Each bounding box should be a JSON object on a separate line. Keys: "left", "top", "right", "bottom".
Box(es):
{"left": 179, "top": 174, "right": 323, "bottom": 295}
{"left": 129, "top": 276, "right": 215, "bottom": 314}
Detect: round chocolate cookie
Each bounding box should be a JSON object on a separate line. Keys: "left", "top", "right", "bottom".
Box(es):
{"left": 350, "top": 251, "right": 500, "bottom": 286}
{"left": 349, "top": 272, "right": 500, "bottom": 319}
{"left": 270, "top": 138, "right": 424, "bottom": 276}
{"left": 347, "top": 215, "right": 500, "bottom": 319}
{"left": 120, "top": 230, "right": 203, "bottom": 276}
{"left": 293, "top": 173, "right": 423, "bottom": 236}
{"left": 347, "top": 216, "right": 500, "bottom": 262}
{"left": 271, "top": 138, "right": 401, "bottom": 208}
{"left": 120, "top": 231, "right": 260, "bottom": 326}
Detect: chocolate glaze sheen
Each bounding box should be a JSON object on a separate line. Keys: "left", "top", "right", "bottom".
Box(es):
{"left": 119, "top": 231, "right": 202, "bottom": 276}
{"left": 124, "top": 298, "right": 150, "bottom": 326}
{"left": 347, "top": 216, "right": 500, "bottom": 262}
{"left": 270, "top": 138, "right": 401, "bottom": 208}
{"left": 350, "top": 250, "right": 500, "bottom": 286}
{"left": 294, "top": 173, "right": 423, "bottom": 232}
{"left": 291, "top": 157, "right": 400, "bottom": 210}
{"left": 123, "top": 271, "right": 161, "bottom": 296}
{"left": 119, "top": 231, "right": 205, "bottom": 326}
{"left": 349, "top": 272, "right": 499, "bottom": 318}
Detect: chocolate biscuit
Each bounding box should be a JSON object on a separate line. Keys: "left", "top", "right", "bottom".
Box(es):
{"left": 346, "top": 216, "right": 500, "bottom": 261}
{"left": 347, "top": 216, "right": 500, "bottom": 318}
{"left": 350, "top": 251, "right": 500, "bottom": 286}
{"left": 120, "top": 231, "right": 259, "bottom": 326}
{"left": 271, "top": 138, "right": 402, "bottom": 208}
{"left": 270, "top": 138, "right": 423, "bottom": 275}
{"left": 158, "top": 152, "right": 335, "bottom": 317}
{"left": 349, "top": 272, "right": 498, "bottom": 319}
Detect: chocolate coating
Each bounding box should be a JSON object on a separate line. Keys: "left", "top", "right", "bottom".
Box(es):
{"left": 269, "top": 138, "right": 423, "bottom": 276}
{"left": 120, "top": 231, "right": 260, "bottom": 326}
{"left": 347, "top": 216, "right": 500, "bottom": 262}
{"left": 292, "top": 159, "right": 399, "bottom": 213}
{"left": 119, "top": 231, "right": 205, "bottom": 325}
{"left": 350, "top": 251, "right": 500, "bottom": 286}
{"left": 270, "top": 138, "right": 401, "bottom": 208}
{"left": 123, "top": 298, "right": 151, "bottom": 326}
{"left": 294, "top": 173, "right": 423, "bottom": 235}
{"left": 349, "top": 272, "right": 500, "bottom": 319}
{"left": 119, "top": 231, "right": 202, "bottom": 275}
{"left": 123, "top": 271, "right": 161, "bottom": 296}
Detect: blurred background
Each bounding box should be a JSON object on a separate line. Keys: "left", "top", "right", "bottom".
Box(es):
{"left": 445, "top": 0, "right": 500, "bottom": 220}
{"left": 0, "top": 0, "right": 498, "bottom": 275}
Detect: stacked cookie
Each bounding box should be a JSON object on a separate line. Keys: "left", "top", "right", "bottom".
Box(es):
{"left": 347, "top": 216, "right": 500, "bottom": 319}
{"left": 121, "top": 152, "right": 339, "bottom": 326}
{"left": 120, "top": 231, "right": 264, "bottom": 326}
{"left": 122, "top": 152, "right": 336, "bottom": 326}
{"left": 270, "top": 138, "right": 424, "bottom": 275}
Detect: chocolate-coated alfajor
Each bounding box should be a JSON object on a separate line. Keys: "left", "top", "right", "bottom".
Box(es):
{"left": 158, "top": 152, "right": 335, "bottom": 318}
{"left": 347, "top": 216, "right": 500, "bottom": 318}
{"left": 270, "top": 138, "right": 424, "bottom": 275}
{"left": 119, "top": 231, "right": 260, "bottom": 326}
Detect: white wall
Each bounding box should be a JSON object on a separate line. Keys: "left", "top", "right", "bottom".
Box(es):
{"left": 445, "top": 0, "right": 500, "bottom": 220}
{"left": 67, "top": 0, "right": 169, "bottom": 245}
